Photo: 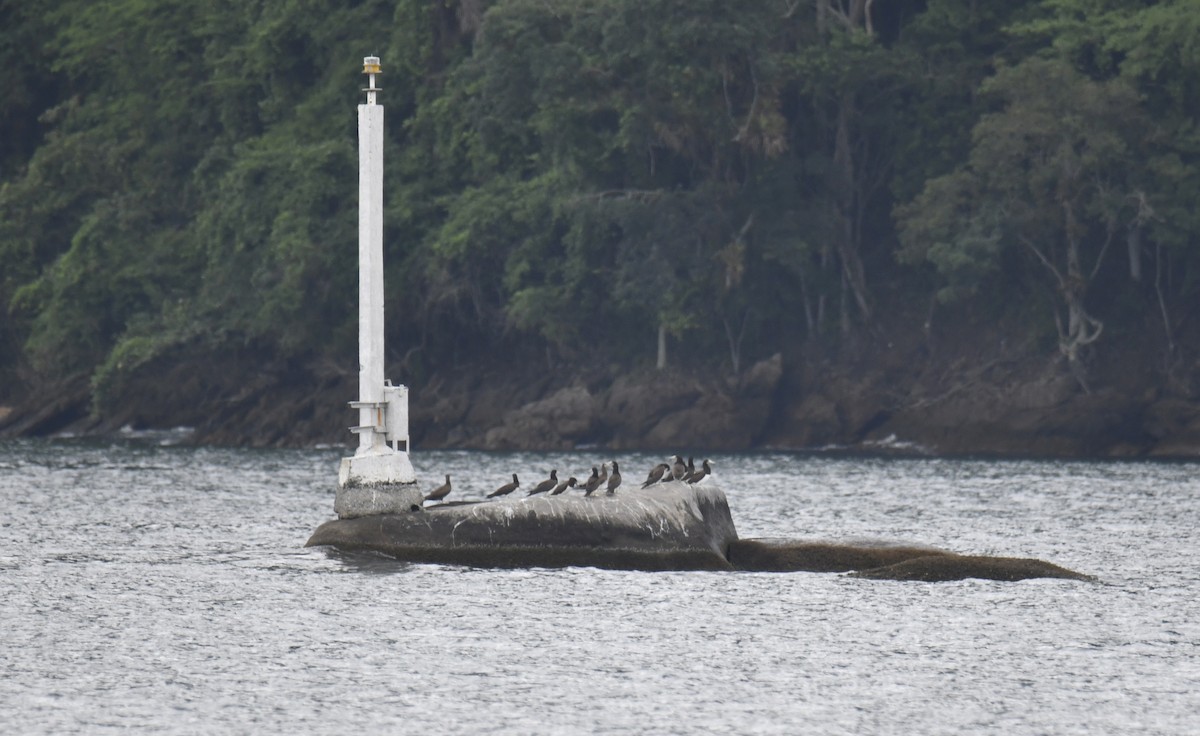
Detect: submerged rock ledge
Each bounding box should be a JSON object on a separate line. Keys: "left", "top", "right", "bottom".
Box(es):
{"left": 850, "top": 554, "right": 1096, "bottom": 582}
{"left": 727, "top": 537, "right": 954, "bottom": 573}
{"left": 728, "top": 538, "right": 1094, "bottom": 581}
{"left": 307, "top": 482, "right": 1093, "bottom": 581}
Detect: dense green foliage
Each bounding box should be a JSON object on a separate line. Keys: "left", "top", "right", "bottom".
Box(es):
{"left": 1, "top": 0, "right": 1198, "bottom": 407}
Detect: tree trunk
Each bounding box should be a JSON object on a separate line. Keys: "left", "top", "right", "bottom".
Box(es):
{"left": 1127, "top": 223, "right": 1142, "bottom": 282}
{"left": 1154, "top": 241, "right": 1176, "bottom": 362}
{"left": 800, "top": 272, "right": 816, "bottom": 335}
{"left": 656, "top": 322, "right": 667, "bottom": 370}
{"left": 833, "top": 92, "right": 871, "bottom": 325}
{"left": 840, "top": 269, "right": 851, "bottom": 335}
{"left": 819, "top": 0, "right": 875, "bottom": 34}
{"left": 722, "top": 313, "right": 745, "bottom": 375}
{"left": 1058, "top": 232, "right": 1102, "bottom": 392}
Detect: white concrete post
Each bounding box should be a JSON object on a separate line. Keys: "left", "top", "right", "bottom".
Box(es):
{"left": 357, "top": 59, "right": 385, "bottom": 455}
{"left": 335, "top": 56, "right": 419, "bottom": 518}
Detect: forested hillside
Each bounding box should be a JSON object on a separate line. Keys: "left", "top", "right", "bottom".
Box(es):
{"left": 2, "top": 0, "right": 1199, "bottom": 454}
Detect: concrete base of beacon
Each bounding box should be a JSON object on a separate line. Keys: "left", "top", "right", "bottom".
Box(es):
{"left": 334, "top": 451, "right": 422, "bottom": 519}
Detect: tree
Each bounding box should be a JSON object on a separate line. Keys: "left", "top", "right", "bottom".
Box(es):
{"left": 898, "top": 56, "right": 1151, "bottom": 389}
{"left": 780, "top": 0, "right": 936, "bottom": 336}
{"left": 1013, "top": 0, "right": 1200, "bottom": 371}
{"left": 414, "top": 0, "right": 798, "bottom": 370}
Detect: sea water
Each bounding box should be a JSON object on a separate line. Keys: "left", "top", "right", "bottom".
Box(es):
{"left": 2, "top": 438, "right": 1197, "bottom": 734}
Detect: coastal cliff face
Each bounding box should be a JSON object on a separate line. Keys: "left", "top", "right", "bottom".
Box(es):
{"left": 5, "top": 333, "right": 1200, "bottom": 458}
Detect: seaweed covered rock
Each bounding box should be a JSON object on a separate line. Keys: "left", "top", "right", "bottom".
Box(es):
{"left": 729, "top": 537, "right": 954, "bottom": 573}
{"left": 849, "top": 554, "right": 1095, "bottom": 582}
{"left": 728, "top": 538, "right": 1093, "bottom": 582}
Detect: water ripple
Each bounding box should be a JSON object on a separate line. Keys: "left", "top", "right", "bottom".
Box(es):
{"left": 1, "top": 441, "right": 1198, "bottom": 734}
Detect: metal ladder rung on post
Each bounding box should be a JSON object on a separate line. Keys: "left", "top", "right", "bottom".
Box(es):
{"left": 348, "top": 400, "right": 385, "bottom": 434}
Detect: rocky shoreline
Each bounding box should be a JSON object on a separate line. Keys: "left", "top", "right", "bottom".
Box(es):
{"left": 4, "top": 338, "right": 1200, "bottom": 458}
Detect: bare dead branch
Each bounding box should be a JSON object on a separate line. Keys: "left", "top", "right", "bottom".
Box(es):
{"left": 1076, "top": 314, "right": 1103, "bottom": 346}
{"left": 733, "top": 65, "right": 760, "bottom": 144}
{"left": 569, "top": 189, "right": 666, "bottom": 205}
{"left": 1155, "top": 241, "right": 1176, "bottom": 356}
{"left": 1089, "top": 220, "right": 1116, "bottom": 282}
{"left": 736, "top": 212, "right": 756, "bottom": 241}
{"left": 1019, "top": 234, "right": 1066, "bottom": 290}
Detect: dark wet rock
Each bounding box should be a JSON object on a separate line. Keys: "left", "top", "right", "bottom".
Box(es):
{"left": 14, "top": 311, "right": 1200, "bottom": 459}
{"left": 482, "top": 386, "right": 598, "bottom": 450}
{"left": 768, "top": 359, "right": 894, "bottom": 449}
{"left": 644, "top": 392, "right": 740, "bottom": 449}
{"left": 737, "top": 352, "right": 784, "bottom": 396}
{"left": 459, "top": 376, "right": 555, "bottom": 444}
{"left": 864, "top": 376, "right": 1155, "bottom": 458}
{"left": 1144, "top": 398, "right": 1200, "bottom": 457}
{"left": 307, "top": 479, "right": 738, "bottom": 571}
{"left": 603, "top": 371, "right": 704, "bottom": 444}
{"left": 0, "top": 374, "right": 92, "bottom": 438}
{"left": 729, "top": 537, "right": 954, "bottom": 573}
{"left": 415, "top": 392, "right": 470, "bottom": 439}
{"left": 776, "top": 393, "right": 842, "bottom": 447}
{"left": 466, "top": 354, "right": 782, "bottom": 451}
{"left": 1007, "top": 374, "right": 1079, "bottom": 410}
{"left": 849, "top": 554, "right": 1095, "bottom": 582}
{"left": 837, "top": 394, "right": 891, "bottom": 442}
{"left": 638, "top": 354, "right": 783, "bottom": 450}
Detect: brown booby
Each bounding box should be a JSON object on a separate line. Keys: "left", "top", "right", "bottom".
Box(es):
{"left": 606, "top": 461, "right": 622, "bottom": 495}
{"left": 597, "top": 462, "right": 609, "bottom": 486}
{"left": 583, "top": 466, "right": 602, "bottom": 496}
{"left": 550, "top": 476, "right": 578, "bottom": 495}
{"left": 683, "top": 456, "right": 696, "bottom": 481}
{"left": 425, "top": 474, "right": 451, "bottom": 502}
{"left": 528, "top": 469, "right": 558, "bottom": 496}
{"left": 671, "top": 455, "right": 687, "bottom": 481}
{"left": 641, "top": 463, "right": 670, "bottom": 488}
{"left": 487, "top": 473, "right": 520, "bottom": 498}
{"left": 686, "top": 459, "right": 711, "bottom": 484}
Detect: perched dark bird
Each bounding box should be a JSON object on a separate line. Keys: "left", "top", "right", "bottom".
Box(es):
{"left": 583, "top": 466, "right": 602, "bottom": 496}
{"left": 487, "top": 473, "right": 520, "bottom": 498}
{"left": 606, "top": 461, "right": 622, "bottom": 496}
{"left": 671, "top": 455, "right": 687, "bottom": 481}
{"left": 641, "top": 463, "right": 670, "bottom": 488}
{"left": 425, "top": 474, "right": 451, "bottom": 502}
{"left": 687, "top": 459, "right": 711, "bottom": 484}
{"left": 550, "top": 476, "right": 577, "bottom": 495}
{"left": 597, "top": 462, "right": 609, "bottom": 486}
{"left": 683, "top": 456, "right": 696, "bottom": 481}
{"left": 528, "top": 469, "right": 558, "bottom": 496}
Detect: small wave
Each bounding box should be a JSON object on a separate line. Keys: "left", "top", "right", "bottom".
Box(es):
{"left": 312, "top": 443, "right": 346, "bottom": 451}
{"left": 117, "top": 425, "right": 195, "bottom": 446}
{"left": 860, "top": 433, "right": 932, "bottom": 454}
{"left": 813, "top": 433, "right": 932, "bottom": 456}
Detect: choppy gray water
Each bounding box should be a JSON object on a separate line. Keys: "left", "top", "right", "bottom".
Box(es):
{"left": 2, "top": 437, "right": 1198, "bottom": 735}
